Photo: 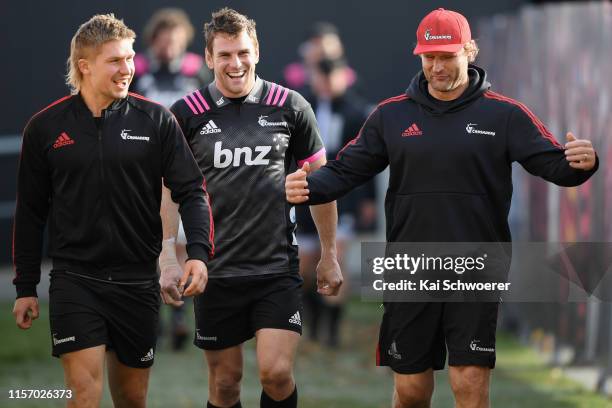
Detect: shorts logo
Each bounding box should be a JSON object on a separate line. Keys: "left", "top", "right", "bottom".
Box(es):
{"left": 466, "top": 123, "right": 496, "bottom": 136}
{"left": 401, "top": 123, "right": 423, "bottom": 137}
{"left": 52, "top": 132, "right": 75, "bottom": 149}
{"left": 288, "top": 311, "right": 301, "bottom": 326}
{"left": 140, "top": 348, "right": 154, "bottom": 362}
{"left": 196, "top": 330, "right": 217, "bottom": 341}
{"left": 52, "top": 333, "right": 76, "bottom": 346}
{"left": 388, "top": 341, "right": 402, "bottom": 360}
{"left": 469, "top": 340, "right": 495, "bottom": 353}
{"left": 120, "top": 129, "right": 150, "bottom": 142}
{"left": 258, "top": 115, "right": 288, "bottom": 127}
{"left": 200, "top": 120, "right": 222, "bottom": 135}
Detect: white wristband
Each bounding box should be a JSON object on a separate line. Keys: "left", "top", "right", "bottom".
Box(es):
{"left": 159, "top": 238, "right": 178, "bottom": 270}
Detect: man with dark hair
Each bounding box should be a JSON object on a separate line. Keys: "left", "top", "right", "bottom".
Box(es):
{"left": 12, "top": 13, "right": 211, "bottom": 408}
{"left": 286, "top": 8, "right": 598, "bottom": 408}
{"left": 160, "top": 7, "right": 342, "bottom": 408}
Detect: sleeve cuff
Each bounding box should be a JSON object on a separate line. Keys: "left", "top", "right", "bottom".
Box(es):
{"left": 186, "top": 244, "right": 210, "bottom": 264}
{"left": 16, "top": 284, "right": 38, "bottom": 299}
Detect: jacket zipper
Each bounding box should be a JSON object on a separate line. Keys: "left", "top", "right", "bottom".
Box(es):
{"left": 98, "top": 111, "right": 113, "bottom": 281}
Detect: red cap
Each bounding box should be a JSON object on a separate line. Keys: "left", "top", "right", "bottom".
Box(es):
{"left": 413, "top": 8, "right": 471, "bottom": 55}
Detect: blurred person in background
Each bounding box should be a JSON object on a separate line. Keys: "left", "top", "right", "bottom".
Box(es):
{"left": 160, "top": 8, "right": 342, "bottom": 408}
{"left": 296, "top": 56, "right": 376, "bottom": 348}
{"left": 12, "top": 14, "right": 211, "bottom": 408}
{"left": 286, "top": 7, "right": 598, "bottom": 408}
{"left": 132, "top": 8, "right": 212, "bottom": 107}
{"left": 131, "top": 8, "right": 213, "bottom": 351}
{"left": 283, "top": 22, "right": 356, "bottom": 93}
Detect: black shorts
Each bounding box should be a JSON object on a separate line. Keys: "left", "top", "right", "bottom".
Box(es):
{"left": 377, "top": 302, "right": 499, "bottom": 374}
{"left": 194, "top": 272, "right": 303, "bottom": 350}
{"left": 49, "top": 270, "right": 160, "bottom": 368}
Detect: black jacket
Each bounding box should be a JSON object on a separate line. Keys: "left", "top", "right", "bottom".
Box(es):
{"left": 13, "top": 93, "right": 213, "bottom": 297}
{"left": 306, "top": 65, "right": 598, "bottom": 243}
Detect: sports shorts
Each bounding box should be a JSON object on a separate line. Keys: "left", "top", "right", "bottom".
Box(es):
{"left": 194, "top": 272, "right": 303, "bottom": 350}
{"left": 377, "top": 301, "right": 499, "bottom": 374}
{"left": 49, "top": 269, "right": 160, "bottom": 368}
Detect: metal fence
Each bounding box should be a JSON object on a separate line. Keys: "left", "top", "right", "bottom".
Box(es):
{"left": 477, "top": 2, "right": 612, "bottom": 392}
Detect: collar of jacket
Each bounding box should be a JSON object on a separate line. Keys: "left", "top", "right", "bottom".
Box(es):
{"left": 74, "top": 92, "right": 128, "bottom": 114}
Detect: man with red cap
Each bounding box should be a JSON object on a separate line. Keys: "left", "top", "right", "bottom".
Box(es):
{"left": 285, "top": 7, "right": 598, "bottom": 408}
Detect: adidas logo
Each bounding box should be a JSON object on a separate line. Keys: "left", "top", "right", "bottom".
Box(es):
{"left": 401, "top": 123, "right": 423, "bottom": 137}
{"left": 288, "top": 311, "right": 301, "bottom": 326}
{"left": 140, "top": 348, "right": 154, "bottom": 362}
{"left": 53, "top": 132, "right": 75, "bottom": 149}
{"left": 200, "top": 120, "right": 222, "bottom": 135}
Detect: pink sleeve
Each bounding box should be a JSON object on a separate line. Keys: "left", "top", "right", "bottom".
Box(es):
{"left": 297, "top": 147, "right": 326, "bottom": 167}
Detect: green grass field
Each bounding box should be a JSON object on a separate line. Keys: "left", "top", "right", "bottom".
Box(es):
{"left": 0, "top": 300, "right": 609, "bottom": 407}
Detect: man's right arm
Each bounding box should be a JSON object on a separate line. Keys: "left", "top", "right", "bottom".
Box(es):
{"left": 13, "top": 119, "right": 51, "bottom": 299}
{"left": 13, "top": 119, "right": 48, "bottom": 329}
{"left": 287, "top": 108, "right": 388, "bottom": 205}
{"left": 160, "top": 106, "right": 212, "bottom": 297}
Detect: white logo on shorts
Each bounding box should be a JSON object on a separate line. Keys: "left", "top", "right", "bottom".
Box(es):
{"left": 140, "top": 348, "right": 154, "bottom": 362}
{"left": 288, "top": 311, "right": 301, "bottom": 326}
{"left": 388, "top": 341, "right": 402, "bottom": 360}
{"left": 52, "top": 333, "right": 76, "bottom": 346}
{"left": 469, "top": 340, "right": 495, "bottom": 353}
{"left": 196, "top": 330, "right": 217, "bottom": 341}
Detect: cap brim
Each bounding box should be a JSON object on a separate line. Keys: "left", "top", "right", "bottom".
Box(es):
{"left": 413, "top": 43, "right": 464, "bottom": 55}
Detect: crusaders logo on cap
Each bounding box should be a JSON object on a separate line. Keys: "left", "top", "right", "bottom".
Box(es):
{"left": 424, "top": 29, "right": 452, "bottom": 41}
{"left": 413, "top": 8, "right": 471, "bottom": 54}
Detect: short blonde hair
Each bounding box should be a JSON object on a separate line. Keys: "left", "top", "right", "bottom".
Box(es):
{"left": 66, "top": 14, "right": 136, "bottom": 94}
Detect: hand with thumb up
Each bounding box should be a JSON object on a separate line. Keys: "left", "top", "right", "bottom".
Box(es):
{"left": 564, "top": 132, "right": 596, "bottom": 171}
{"left": 285, "top": 162, "right": 311, "bottom": 203}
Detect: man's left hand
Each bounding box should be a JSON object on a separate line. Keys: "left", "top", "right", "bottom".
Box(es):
{"left": 316, "top": 255, "right": 343, "bottom": 296}
{"left": 180, "top": 260, "right": 208, "bottom": 297}
{"left": 565, "top": 132, "right": 596, "bottom": 171}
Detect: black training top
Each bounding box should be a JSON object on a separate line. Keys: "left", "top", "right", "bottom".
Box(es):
{"left": 305, "top": 65, "right": 598, "bottom": 243}
{"left": 171, "top": 77, "right": 325, "bottom": 277}
{"left": 13, "top": 93, "right": 213, "bottom": 298}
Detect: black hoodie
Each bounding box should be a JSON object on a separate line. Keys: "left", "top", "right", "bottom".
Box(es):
{"left": 305, "top": 65, "right": 598, "bottom": 242}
